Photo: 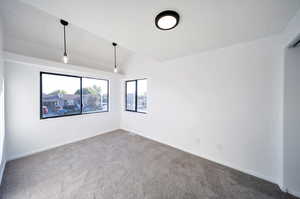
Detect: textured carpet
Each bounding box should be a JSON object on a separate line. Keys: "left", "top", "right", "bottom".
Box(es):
{"left": 0, "top": 130, "right": 297, "bottom": 199}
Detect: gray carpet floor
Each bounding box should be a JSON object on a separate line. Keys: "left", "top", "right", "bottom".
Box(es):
{"left": 0, "top": 130, "right": 298, "bottom": 199}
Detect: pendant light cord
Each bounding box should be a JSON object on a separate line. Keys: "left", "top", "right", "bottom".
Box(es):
{"left": 114, "top": 44, "right": 117, "bottom": 69}
{"left": 112, "top": 42, "right": 117, "bottom": 72}
{"left": 63, "top": 25, "right": 67, "bottom": 55}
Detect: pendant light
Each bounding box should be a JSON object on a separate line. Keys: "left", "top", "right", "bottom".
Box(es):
{"left": 112, "top": 42, "right": 118, "bottom": 73}
{"left": 60, "top": 19, "right": 69, "bottom": 64}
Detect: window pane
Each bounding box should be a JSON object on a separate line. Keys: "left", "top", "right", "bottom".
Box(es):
{"left": 137, "top": 79, "right": 147, "bottom": 113}
{"left": 126, "top": 81, "right": 136, "bottom": 111}
{"left": 82, "top": 78, "right": 108, "bottom": 113}
{"left": 41, "top": 73, "right": 81, "bottom": 118}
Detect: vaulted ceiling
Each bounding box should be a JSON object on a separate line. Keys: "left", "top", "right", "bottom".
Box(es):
{"left": 2, "top": 0, "right": 300, "bottom": 69}
{"left": 0, "top": 0, "right": 132, "bottom": 72}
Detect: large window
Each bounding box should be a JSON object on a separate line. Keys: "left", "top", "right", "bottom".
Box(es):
{"left": 125, "top": 79, "right": 147, "bottom": 113}
{"left": 40, "top": 72, "right": 109, "bottom": 119}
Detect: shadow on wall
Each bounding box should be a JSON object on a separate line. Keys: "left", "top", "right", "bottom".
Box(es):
{"left": 0, "top": 75, "right": 5, "bottom": 184}
{"left": 283, "top": 45, "right": 300, "bottom": 197}
{"left": 0, "top": 17, "right": 6, "bottom": 184}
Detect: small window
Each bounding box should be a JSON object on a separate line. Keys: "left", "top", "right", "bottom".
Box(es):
{"left": 125, "top": 79, "right": 147, "bottom": 113}
{"left": 125, "top": 80, "right": 136, "bottom": 111}
{"left": 82, "top": 78, "right": 109, "bottom": 113}
{"left": 40, "top": 72, "right": 109, "bottom": 119}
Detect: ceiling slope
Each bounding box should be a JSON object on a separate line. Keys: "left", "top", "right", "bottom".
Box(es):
{"left": 0, "top": 0, "right": 132, "bottom": 72}
{"left": 20, "top": 0, "right": 300, "bottom": 61}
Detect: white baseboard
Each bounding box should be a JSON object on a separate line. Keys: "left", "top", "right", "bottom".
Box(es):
{"left": 289, "top": 189, "right": 300, "bottom": 198}
{"left": 285, "top": 187, "right": 300, "bottom": 198}
{"left": 198, "top": 153, "right": 278, "bottom": 184}
{"left": 279, "top": 185, "right": 287, "bottom": 192}
{"left": 278, "top": 185, "right": 300, "bottom": 198}
{"left": 121, "top": 128, "right": 278, "bottom": 185}
{"left": 8, "top": 128, "right": 120, "bottom": 161}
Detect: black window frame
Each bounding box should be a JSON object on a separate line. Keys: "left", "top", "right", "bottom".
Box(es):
{"left": 125, "top": 79, "right": 147, "bottom": 114}
{"left": 40, "top": 72, "right": 109, "bottom": 119}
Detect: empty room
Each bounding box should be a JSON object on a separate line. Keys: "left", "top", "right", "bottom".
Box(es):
{"left": 0, "top": 0, "right": 300, "bottom": 198}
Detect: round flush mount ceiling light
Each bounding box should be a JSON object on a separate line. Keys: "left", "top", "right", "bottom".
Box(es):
{"left": 155, "top": 10, "right": 180, "bottom": 30}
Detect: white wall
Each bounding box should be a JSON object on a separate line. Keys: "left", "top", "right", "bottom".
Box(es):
{"left": 121, "top": 35, "right": 285, "bottom": 185}
{"left": 281, "top": 10, "right": 300, "bottom": 197}
{"left": 283, "top": 47, "right": 300, "bottom": 196}
{"left": 0, "top": 17, "right": 6, "bottom": 183}
{"left": 4, "top": 53, "right": 121, "bottom": 160}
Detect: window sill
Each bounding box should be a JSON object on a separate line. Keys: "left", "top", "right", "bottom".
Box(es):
{"left": 125, "top": 110, "right": 147, "bottom": 114}
{"left": 40, "top": 110, "right": 109, "bottom": 120}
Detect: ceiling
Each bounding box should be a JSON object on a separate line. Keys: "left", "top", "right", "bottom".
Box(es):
{"left": 1, "top": 0, "right": 300, "bottom": 67}
{"left": 18, "top": 0, "right": 300, "bottom": 61}
{"left": 0, "top": 0, "right": 132, "bottom": 72}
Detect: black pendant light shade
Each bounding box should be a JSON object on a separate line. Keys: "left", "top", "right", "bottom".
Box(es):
{"left": 60, "top": 19, "right": 69, "bottom": 64}
{"left": 112, "top": 42, "right": 118, "bottom": 73}
{"left": 155, "top": 10, "right": 180, "bottom": 30}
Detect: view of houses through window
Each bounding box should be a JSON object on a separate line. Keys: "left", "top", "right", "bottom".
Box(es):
{"left": 41, "top": 72, "right": 108, "bottom": 119}
{"left": 125, "top": 81, "right": 136, "bottom": 111}
{"left": 82, "top": 78, "right": 108, "bottom": 113}
{"left": 125, "top": 79, "right": 147, "bottom": 113}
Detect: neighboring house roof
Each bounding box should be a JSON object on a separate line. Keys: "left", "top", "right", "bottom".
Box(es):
{"left": 43, "top": 94, "right": 80, "bottom": 102}
{"left": 63, "top": 94, "right": 80, "bottom": 100}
